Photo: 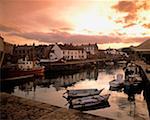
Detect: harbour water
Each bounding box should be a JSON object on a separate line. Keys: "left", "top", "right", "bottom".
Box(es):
{"left": 1, "top": 65, "right": 149, "bottom": 120}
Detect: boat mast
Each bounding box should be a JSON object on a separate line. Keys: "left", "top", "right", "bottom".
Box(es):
{"left": 32, "top": 43, "right": 35, "bottom": 68}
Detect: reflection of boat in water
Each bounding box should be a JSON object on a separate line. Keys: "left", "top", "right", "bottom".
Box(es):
{"left": 109, "top": 74, "right": 124, "bottom": 88}
{"left": 61, "top": 81, "right": 76, "bottom": 88}
{"left": 69, "top": 94, "right": 110, "bottom": 109}
{"left": 124, "top": 79, "right": 143, "bottom": 95}
{"left": 64, "top": 88, "right": 104, "bottom": 99}
{"left": 34, "top": 78, "right": 52, "bottom": 88}
{"left": 109, "top": 86, "right": 123, "bottom": 91}
{"left": 98, "top": 69, "right": 105, "bottom": 72}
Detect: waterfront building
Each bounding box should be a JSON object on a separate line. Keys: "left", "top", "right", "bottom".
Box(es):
{"left": 81, "top": 43, "right": 98, "bottom": 55}
{"left": 13, "top": 44, "right": 53, "bottom": 62}
{"left": 131, "top": 39, "right": 150, "bottom": 63}
{"left": 13, "top": 44, "right": 33, "bottom": 62}
{"left": 103, "top": 48, "right": 128, "bottom": 60}
{"left": 0, "top": 36, "right": 14, "bottom": 67}
{"left": 48, "top": 44, "right": 87, "bottom": 62}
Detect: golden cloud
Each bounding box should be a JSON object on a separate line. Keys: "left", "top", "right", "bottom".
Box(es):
{"left": 112, "top": 0, "right": 150, "bottom": 25}
{"left": 143, "top": 23, "right": 150, "bottom": 29}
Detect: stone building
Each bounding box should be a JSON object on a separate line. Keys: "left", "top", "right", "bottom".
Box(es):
{"left": 13, "top": 44, "right": 53, "bottom": 62}
{"left": 0, "top": 36, "right": 14, "bottom": 67}
{"left": 81, "top": 43, "right": 98, "bottom": 55}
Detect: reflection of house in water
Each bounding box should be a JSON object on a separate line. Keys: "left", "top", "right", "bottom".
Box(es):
{"left": 52, "top": 69, "right": 98, "bottom": 91}
{"left": 19, "top": 82, "right": 34, "bottom": 95}
{"left": 16, "top": 69, "right": 99, "bottom": 92}
{"left": 117, "top": 97, "right": 136, "bottom": 117}
{"left": 86, "top": 69, "right": 98, "bottom": 80}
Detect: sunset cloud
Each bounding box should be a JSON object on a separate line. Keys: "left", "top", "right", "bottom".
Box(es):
{"left": 6, "top": 30, "right": 148, "bottom": 46}
{"left": 123, "top": 23, "right": 136, "bottom": 28}
{"left": 143, "top": 23, "right": 150, "bottom": 29}
{"left": 112, "top": 1, "right": 137, "bottom": 13}
{"left": 0, "top": 0, "right": 149, "bottom": 48}
{"left": 112, "top": 0, "right": 150, "bottom": 25}
{"left": 0, "top": 24, "right": 20, "bottom": 33}
{"left": 112, "top": 1, "right": 137, "bottom": 24}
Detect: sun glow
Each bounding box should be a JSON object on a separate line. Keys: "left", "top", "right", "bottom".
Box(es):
{"left": 63, "top": 1, "right": 120, "bottom": 35}
{"left": 1, "top": 0, "right": 150, "bottom": 46}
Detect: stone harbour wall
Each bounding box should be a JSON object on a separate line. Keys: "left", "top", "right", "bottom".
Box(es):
{"left": 0, "top": 92, "right": 114, "bottom": 120}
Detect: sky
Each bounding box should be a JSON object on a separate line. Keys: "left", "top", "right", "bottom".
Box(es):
{"left": 0, "top": 0, "right": 150, "bottom": 49}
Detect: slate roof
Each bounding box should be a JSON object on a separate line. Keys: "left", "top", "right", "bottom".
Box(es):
{"left": 58, "top": 44, "right": 84, "bottom": 50}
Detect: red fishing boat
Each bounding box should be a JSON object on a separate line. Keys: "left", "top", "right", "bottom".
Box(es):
{"left": 2, "top": 57, "right": 45, "bottom": 81}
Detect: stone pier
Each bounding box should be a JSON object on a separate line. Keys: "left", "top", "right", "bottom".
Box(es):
{"left": 0, "top": 92, "right": 113, "bottom": 120}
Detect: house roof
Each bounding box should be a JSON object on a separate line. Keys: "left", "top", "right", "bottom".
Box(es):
{"left": 58, "top": 44, "right": 84, "bottom": 50}
{"left": 81, "top": 43, "right": 98, "bottom": 48}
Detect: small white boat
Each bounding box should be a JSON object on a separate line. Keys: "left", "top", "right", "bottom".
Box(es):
{"left": 109, "top": 74, "right": 124, "bottom": 88}
{"left": 105, "top": 61, "right": 114, "bottom": 66}
{"left": 64, "top": 88, "right": 104, "bottom": 99}
{"left": 117, "top": 60, "right": 127, "bottom": 64}
{"left": 69, "top": 94, "right": 111, "bottom": 109}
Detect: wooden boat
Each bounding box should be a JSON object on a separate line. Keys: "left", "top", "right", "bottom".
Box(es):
{"left": 117, "top": 60, "right": 127, "bottom": 64}
{"left": 105, "top": 61, "right": 114, "bottom": 66}
{"left": 69, "top": 94, "right": 111, "bottom": 109}
{"left": 69, "top": 101, "right": 110, "bottom": 111}
{"left": 109, "top": 74, "right": 124, "bottom": 88}
{"left": 64, "top": 88, "right": 104, "bottom": 99}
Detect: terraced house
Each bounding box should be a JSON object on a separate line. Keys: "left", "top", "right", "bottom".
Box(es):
{"left": 48, "top": 44, "right": 87, "bottom": 62}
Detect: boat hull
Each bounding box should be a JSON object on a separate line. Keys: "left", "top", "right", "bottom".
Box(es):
{"left": 69, "top": 94, "right": 110, "bottom": 109}
{"left": 109, "top": 80, "right": 124, "bottom": 88}
{"left": 69, "top": 101, "right": 110, "bottom": 111}
{"left": 1, "top": 67, "right": 45, "bottom": 79}
{"left": 65, "top": 88, "right": 104, "bottom": 99}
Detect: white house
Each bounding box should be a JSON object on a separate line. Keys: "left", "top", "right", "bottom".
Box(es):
{"left": 48, "top": 44, "right": 87, "bottom": 62}
{"left": 18, "top": 56, "right": 43, "bottom": 70}
{"left": 49, "top": 44, "right": 63, "bottom": 62}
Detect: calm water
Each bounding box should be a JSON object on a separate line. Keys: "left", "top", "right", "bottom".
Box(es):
{"left": 2, "top": 66, "right": 149, "bottom": 120}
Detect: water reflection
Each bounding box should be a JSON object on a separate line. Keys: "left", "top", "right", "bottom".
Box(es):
{"left": 1, "top": 66, "right": 149, "bottom": 120}
{"left": 48, "top": 69, "right": 98, "bottom": 91}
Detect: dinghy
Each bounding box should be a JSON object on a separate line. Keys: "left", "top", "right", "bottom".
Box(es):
{"left": 109, "top": 74, "right": 124, "bottom": 88}
{"left": 69, "top": 94, "right": 110, "bottom": 109}
{"left": 69, "top": 101, "right": 110, "bottom": 111}
{"left": 64, "top": 88, "right": 104, "bottom": 99}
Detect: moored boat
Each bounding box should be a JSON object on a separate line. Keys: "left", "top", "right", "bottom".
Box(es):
{"left": 69, "top": 94, "right": 111, "bottom": 109}
{"left": 64, "top": 88, "right": 104, "bottom": 99}
{"left": 105, "top": 61, "right": 114, "bottom": 66}
{"left": 109, "top": 74, "right": 124, "bottom": 88}
{"left": 17, "top": 57, "right": 45, "bottom": 77}
{"left": 1, "top": 57, "right": 45, "bottom": 80}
